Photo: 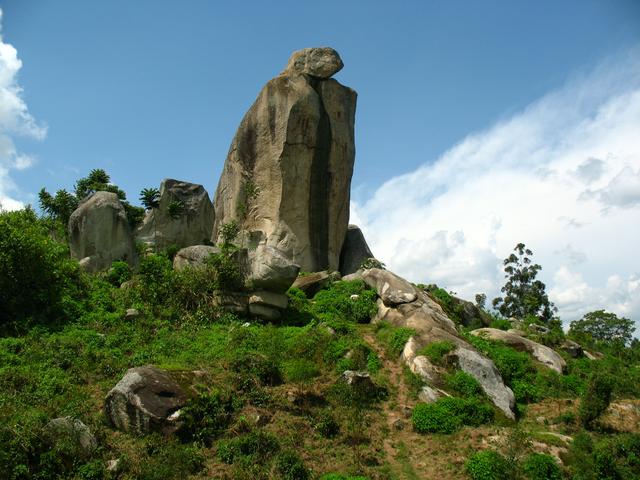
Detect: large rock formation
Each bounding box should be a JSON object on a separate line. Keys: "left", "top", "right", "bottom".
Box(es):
{"left": 136, "top": 179, "right": 214, "bottom": 250}
{"left": 366, "top": 268, "right": 516, "bottom": 419}
{"left": 339, "top": 224, "right": 375, "bottom": 275}
{"left": 212, "top": 47, "right": 357, "bottom": 272}
{"left": 68, "top": 191, "right": 137, "bottom": 272}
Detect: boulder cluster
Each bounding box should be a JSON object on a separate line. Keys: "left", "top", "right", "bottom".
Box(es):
{"left": 67, "top": 47, "right": 372, "bottom": 317}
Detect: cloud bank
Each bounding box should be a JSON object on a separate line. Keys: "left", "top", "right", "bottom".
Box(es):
{"left": 352, "top": 47, "right": 640, "bottom": 326}
{"left": 0, "top": 9, "right": 46, "bottom": 210}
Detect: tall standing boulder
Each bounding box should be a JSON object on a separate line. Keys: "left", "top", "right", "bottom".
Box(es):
{"left": 339, "top": 224, "right": 375, "bottom": 275}
{"left": 212, "top": 47, "right": 357, "bottom": 272}
{"left": 136, "top": 179, "right": 214, "bottom": 250}
{"left": 68, "top": 191, "right": 137, "bottom": 272}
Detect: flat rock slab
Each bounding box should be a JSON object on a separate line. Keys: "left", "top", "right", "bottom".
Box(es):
{"left": 471, "top": 328, "right": 566, "bottom": 374}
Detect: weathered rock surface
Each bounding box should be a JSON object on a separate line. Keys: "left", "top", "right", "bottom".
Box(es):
{"left": 449, "top": 295, "right": 493, "bottom": 327}
{"left": 247, "top": 244, "right": 300, "bottom": 293}
{"left": 173, "top": 245, "right": 220, "bottom": 271}
{"left": 283, "top": 47, "right": 344, "bottom": 78}
{"left": 68, "top": 191, "right": 137, "bottom": 272}
{"left": 45, "top": 417, "right": 97, "bottom": 458}
{"left": 212, "top": 47, "right": 357, "bottom": 273}
{"left": 136, "top": 179, "right": 214, "bottom": 250}
{"left": 291, "top": 271, "right": 336, "bottom": 297}
{"left": 362, "top": 268, "right": 418, "bottom": 306}
{"left": 365, "top": 269, "right": 516, "bottom": 419}
{"left": 104, "top": 366, "right": 187, "bottom": 435}
{"left": 471, "top": 328, "right": 566, "bottom": 374}
{"left": 339, "top": 224, "right": 375, "bottom": 276}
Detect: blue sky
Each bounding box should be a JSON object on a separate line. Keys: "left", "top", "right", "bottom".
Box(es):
{"left": 1, "top": 1, "right": 639, "bottom": 324}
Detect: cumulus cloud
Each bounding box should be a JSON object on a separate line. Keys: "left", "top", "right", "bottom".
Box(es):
{"left": 352, "top": 46, "right": 640, "bottom": 326}
{"left": 0, "top": 8, "right": 46, "bottom": 210}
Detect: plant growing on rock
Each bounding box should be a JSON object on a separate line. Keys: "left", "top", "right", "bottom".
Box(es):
{"left": 492, "top": 243, "right": 556, "bottom": 323}
{"left": 167, "top": 199, "right": 184, "bottom": 220}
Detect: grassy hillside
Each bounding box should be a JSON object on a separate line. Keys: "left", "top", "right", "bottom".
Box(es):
{"left": 2, "top": 208, "right": 640, "bottom": 480}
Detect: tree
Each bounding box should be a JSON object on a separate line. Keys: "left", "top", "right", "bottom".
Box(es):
{"left": 569, "top": 310, "right": 635, "bottom": 348}
{"left": 492, "top": 243, "right": 556, "bottom": 323}
{"left": 38, "top": 188, "right": 79, "bottom": 226}
{"left": 140, "top": 187, "right": 161, "bottom": 249}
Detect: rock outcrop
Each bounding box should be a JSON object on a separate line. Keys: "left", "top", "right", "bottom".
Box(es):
{"left": 104, "top": 366, "right": 188, "bottom": 435}
{"left": 212, "top": 47, "right": 357, "bottom": 273}
{"left": 365, "top": 268, "right": 516, "bottom": 419}
{"left": 172, "top": 245, "right": 221, "bottom": 271}
{"left": 45, "top": 417, "right": 97, "bottom": 459}
{"left": 68, "top": 191, "right": 137, "bottom": 272}
{"left": 136, "top": 179, "right": 214, "bottom": 250}
{"left": 339, "top": 224, "right": 375, "bottom": 275}
{"left": 470, "top": 328, "right": 566, "bottom": 374}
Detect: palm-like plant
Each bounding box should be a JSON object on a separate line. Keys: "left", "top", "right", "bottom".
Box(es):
{"left": 140, "top": 188, "right": 160, "bottom": 250}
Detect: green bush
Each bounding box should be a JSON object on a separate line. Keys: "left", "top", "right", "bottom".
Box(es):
{"left": 521, "top": 453, "right": 561, "bottom": 480}
{"left": 0, "top": 208, "right": 81, "bottom": 333}
{"left": 274, "top": 450, "right": 309, "bottom": 480}
{"left": 313, "top": 280, "right": 378, "bottom": 324}
{"left": 229, "top": 351, "right": 282, "bottom": 386}
{"left": 420, "top": 340, "right": 455, "bottom": 365}
{"left": 313, "top": 409, "right": 340, "bottom": 438}
{"left": 206, "top": 248, "right": 244, "bottom": 291}
{"left": 217, "top": 430, "right": 280, "bottom": 465}
{"left": 445, "top": 371, "right": 484, "bottom": 398}
{"left": 137, "top": 254, "right": 174, "bottom": 306}
{"left": 105, "top": 260, "right": 132, "bottom": 286}
{"left": 489, "top": 318, "right": 512, "bottom": 331}
{"left": 465, "top": 450, "right": 511, "bottom": 480}
{"left": 137, "top": 439, "right": 205, "bottom": 480}
{"left": 375, "top": 322, "right": 416, "bottom": 358}
{"left": 580, "top": 372, "right": 614, "bottom": 429}
{"left": 412, "top": 397, "right": 494, "bottom": 434}
{"left": 177, "top": 390, "right": 236, "bottom": 445}
{"left": 282, "top": 358, "right": 320, "bottom": 384}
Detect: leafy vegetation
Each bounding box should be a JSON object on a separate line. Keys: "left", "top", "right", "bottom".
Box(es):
{"left": 412, "top": 397, "right": 494, "bottom": 434}
{"left": 492, "top": 243, "right": 556, "bottom": 323}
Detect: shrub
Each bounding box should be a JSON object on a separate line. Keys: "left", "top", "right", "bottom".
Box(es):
{"left": 465, "top": 450, "right": 511, "bottom": 480}
{"left": 282, "top": 359, "right": 320, "bottom": 384}
{"left": 420, "top": 340, "right": 455, "bottom": 365}
{"left": 412, "top": 401, "right": 462, "bottom": 434}
{"left": 274, "top": 451, "right": 309, "bottom": 480}
{"left": 105, "top": 260, "right": 132, "bottom": 286}
{"left": 445, "top": 371, "right": 484, "bottom": 398}
{"left": 229, "top": 351, "right": 281, "bottom": 386}
{"left": 580, "top": 372, "right": 614, "bottom": 429}
{"left": 489, "top": 318, "right": 512, "bottom": 331}
{"left": 313, "top": 409, "right": 340, "bottom": 438}
{"left": 375, "top": 322, "right": 416, "bottom": 358}
{"left": 313, "top": 280, "right": 378, "bottom": 324}
{"left": 412, "top": 397, "right": 494, "bottom": 434}
{"left": 0, "top": 208, "right": 80, "bottom": 333}
{"left": 217, "top": 431, "right": 280, "bottom": 465}
{"left": 206, "top": 249, "right": 244, "bottom": 291}
{"left": 521, "top": 453, "right": 561, "bottom": 480}
{"left": 137, "top": 254, "right": 174, "bottom": 306}
{"left": 177, "top": 390, "right": 236, "bottom": 445}
{"left": 320, "top": 475, "right": 369, "bottom": 480}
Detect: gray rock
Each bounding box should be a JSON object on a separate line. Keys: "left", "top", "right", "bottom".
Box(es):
{"left": 291, "top": 271, "right": 333, "bottom": 297}
{"left": 124, "top": 308, "right": 140, "bottom": 320}
{"left": 561, "top": 339, "right": 584, "bottom": 358}
{"left": 341, "top": 370, "right": 374, "bottom": 389}
{"left": 418, "top": 385, "right": 446, "bottom": 404}
{"left": 173, "top": 245, "right": 220, "bottom": 271}
{"left": 45, "top": 417, "right": 97, "bottom": 458}
{"left": 106, "top": 459, "right": 122, "bottom": 473}
{"left": 247, "top": 244, "right": 300, "bottom": 293}
{"left": 248, "top": 303, "right": 281, "bottom": 320}
{"left": 341, "top": 270, "right": 365, "bottom": 282}
{"left": 448, "top": 295, "right": 493, "bottom": 327}
{"left": 453, "top": 347, "right": 516, "bottom": 419}
{"left": 528, "top": 323, "right": 551, "bottom": 335}
{"left": 135, "top": 179, "right": 214, "bottom": 250}
{"left": 339, "top": 225, "right": 375, "bottom": 276}
{"left": 248, "top": 291, "right": 288, "bottom": 310}
{"left": 362, "top": 268, "right": 417, "bottom": 305}
{"left": 283, "top": 47, "right": 344, "bottom": 78}
{"left": 104, "top": 366, "right": 187, "bottom": 435}
{"left": 212, "top": 48, "right": 356, "bottom": 273}
{"left": 68, "top": 191, "right": 137, "bottom": 272}
{"left": 471, "top": 328, "right": 566, "bottom": 374}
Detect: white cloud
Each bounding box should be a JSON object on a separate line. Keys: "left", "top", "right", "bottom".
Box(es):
{"left": 352, "top": 46, "right": 640, "bottom": 327}
{"left": 0, "top": 8, "right": 46, "bottom": 211}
